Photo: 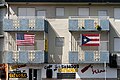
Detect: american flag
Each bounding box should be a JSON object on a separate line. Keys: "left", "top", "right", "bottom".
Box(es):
{"left": 17, "top": 33, "right": 35, "bottom": 46}
{"left": 81, "top": 34, "right": 100, "bottom": 46}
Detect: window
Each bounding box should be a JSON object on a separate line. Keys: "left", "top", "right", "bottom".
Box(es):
{"left": 55, "top": 37, "right": 64, "bottom": 47}
{"left": 18, "top": 8, "right": 35, "bottom": 16}
{"left": 78, "top": 8, "right": 89, "bottom": 16}
{"left": 114, "top": 38, "right": 120, "bottom": 52}
{"left": 98, "top": 10, "right": 107, "bottom": 16}
{"left": 98, "top": 10, "right": 108, "bottom": 19}
{"left": 56, "top": 8, "right": 64, "bottom": 17}
{"left": 37, "top": 10, "right": 46, "bottom": 17}
{"left": 114, "top": 8, "right": 120, "bottom": 21}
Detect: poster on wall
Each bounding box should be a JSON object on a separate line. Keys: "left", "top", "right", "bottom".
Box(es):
{"left": 8, "top": 64, "right": 28, "bottom": 78}
{"left": 42, "top": 64, "right": 117, "bottom": 79}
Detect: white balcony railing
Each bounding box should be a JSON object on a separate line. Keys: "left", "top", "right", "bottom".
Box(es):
{"left": 4, "top": 16, "right": 45, "bottom": 19}
{"left": 3, "top": 50, "right": 45, "bottom": 63}
{"left": 69, "top": 16, "right": 109, "bottom": 31}
{"left": 69, "top": 51, "right": 109, "bottom": 63}
{"left": 69, "top": 16, "right": 109, "bottom": 20}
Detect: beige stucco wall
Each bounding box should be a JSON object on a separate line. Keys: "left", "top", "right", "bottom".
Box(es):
{"left": 8, "top": 4, "right": 120, "bottom": 18}
{"left": 48, "top": 19, "right": 70, "bottom": 63}
{"left": 6, "top": 4, "right": 120, "bottom": 63}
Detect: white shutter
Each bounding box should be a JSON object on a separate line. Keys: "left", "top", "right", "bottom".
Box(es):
{"left": 114, "top": 8, "right": 120, "bottom": 21}
{"left": 56, "top": 8, "right": 64, "bottom": 16}
{"left": 98, "top": 10, "right": 107, "bottom": 16}
{"left": 18, "top": 8, "right": 27, "bottom": 16}
{"left": 78, "top": 8, "right": 89, "bottom": 16}
{"left": 114, "top": 38, "right": 120, "bottom": 52}
{"left": 98, "top": 10, "right": 107, "bottom": 19}
{"left": 18, "top": 8, "right": 35, "bottom": 17}
{"left": 26, "top": 8, "right": 35, "bottom": 16}
{"left": 37, "top": 11, "right": 46, "bottom": 17}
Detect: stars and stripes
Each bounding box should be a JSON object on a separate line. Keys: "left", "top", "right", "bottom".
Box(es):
{"left": 17, "top": 33, "right": 35, "bottom": 46}
{"left": 81, "top": 34, "right": 100, "bottom": 46}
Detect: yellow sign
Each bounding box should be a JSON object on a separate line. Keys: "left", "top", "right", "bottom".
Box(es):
{"left": 45, "top": 39, "right": 48, "bottom": 52}
{"left": 9, "top": 64, "right": 26, "bottom": 70}
{"left": 58, "top": 68, "right": 78, "bottom": 73}
{"left": 9, "top": 73, "right": 27, "bottom": 78}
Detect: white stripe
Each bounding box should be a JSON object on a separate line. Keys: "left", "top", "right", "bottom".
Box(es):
{"left": 87, "top": 41, "right": 100, "bottom": 44}
{"left": 87, "top": 37, "right": 100, "bottom": 39}
{"left": 86, "top": 41, "right": 100, "bottom": 44}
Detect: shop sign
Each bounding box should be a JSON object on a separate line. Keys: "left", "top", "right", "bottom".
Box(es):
{"left": 9, "top": 64, "right": 26, "bottom": 70}
{"left": 8, "top": 73, "right": 27, "bottom": 78}
{"left": 44, "top": 64, "right": 79, "bottom": 71}
{"left": 81, "top": 64, "right": 105, "bottom": 74}
{"left": 9, "top": 64, "right": 28, "bottom": 78}
{"left": 9, "top": 70, "right": 27, "bottom": 78}
{"left": 57, "top": 73, "right": 76, "bottom": 79}
{"left": 58, "top": 68, "right": 78, "bottom": 73}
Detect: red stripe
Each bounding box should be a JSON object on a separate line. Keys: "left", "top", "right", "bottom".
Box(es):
{"left": 17, "top": 40, "right": 34, "bottom": 43}
{"left": 17, "top": 43, "right": 34, "bottom": 44}
{"left": 17, "top": 42, "right": 34, "bottom": 44}
{"left": 83, "top": 34, "right": 99, "bottom": 36}
{"left": 17, "top": 34, "right": 35, "bottom": 46}
{"left": 91, "top": 39, "right": 99, "bottom": 41}
{"left": 17, "top": 44, "right": 33, "bottom": 46}
{"left": 82, "top": 44, "right": 99, "bottom": 46}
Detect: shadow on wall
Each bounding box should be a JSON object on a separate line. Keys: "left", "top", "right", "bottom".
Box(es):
{"left": 0, "top": 38, "right": 4, "bottom": 63}
{"left": 110, "top": 22, "right": 120, "bottom": 38}
{"left": 48, "top": 23, "right": 63, "bottom": 64}
{"left": 109, "top": 22, "right": 120, "bottom": 53}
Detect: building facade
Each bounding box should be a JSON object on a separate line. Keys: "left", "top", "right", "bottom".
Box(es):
{"left": 0, "top": 0, "right": 120, "bottom": 80}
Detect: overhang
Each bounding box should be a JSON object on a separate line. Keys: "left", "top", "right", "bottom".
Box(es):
{"left": 5, "top": 0, "right": 120, "bottom": 3}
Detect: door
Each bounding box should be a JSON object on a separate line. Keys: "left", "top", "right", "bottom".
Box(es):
{"left": 118, "top": 69, "right": 120, "bottom": 79}
{"left": 29, "top": 69, "right": 41, "bottom": 80}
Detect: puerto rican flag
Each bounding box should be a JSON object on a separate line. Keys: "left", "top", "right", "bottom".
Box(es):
{"left": 81, "top": 34, "right": 100, "bottom": 46}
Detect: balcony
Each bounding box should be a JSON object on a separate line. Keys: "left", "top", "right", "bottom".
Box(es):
{"left": 3, "top": 50, "right": 48, "bottom": 63}
{"left": 69, "top": 16, "right": 109, "bottom": 31}
{"left": 69, "top": 51, "right": 109, "bottom": 63}
{"left": 3, "top": 16, "right": 48, "bottom": 32}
